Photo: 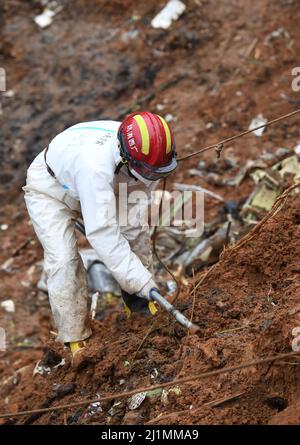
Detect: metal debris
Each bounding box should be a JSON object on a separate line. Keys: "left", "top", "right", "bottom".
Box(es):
{"left": 264, "top": 27, "right": 290, "bottom": 46}
{"left": 173, "top": 182, "right": 224, "bottom": 202}
{"left": 33, "top": 357, "right": 65, "bottom": 376}
{"left": 153, "top": 147, "right": 300, "bottom": 279}
{"left": 83, "top": 395, "right": 102, "bottom": 419}
{"left": 34, "top": 1, "right": 62, "bottom": 29}
{"left": 90, "top": 292, "right": 99, "bottom": 320}
{"left": 33, "top": 360, "right": 51, "bottom": 376}
{"left": 226, "top": 160, "right": 268, "bottom": 186}
{"left": 248, "top": 114, "right": 268, "bottom": 137}
{"left": 88, "top": 261, "right": 120, "bottom": 294}
{"left": 108, "top": 400, "right": 125, "bottom": 417}
{"left": 161, "top": 386, "right": 182, "bottom": 406}
{"left": 166, "top": 280, "right": 177, "bottom": 295}
{"left": 80, "top": 249, "right": 121, "bottom": 295}
{"left": 128, "top": 392, "right": 147, "bottom": 410}
{"left": 150, "top": 368, "right": 159, "bottom": 380}
{"left": 242, "top": 152, "right": 300, "bottom": 222}
{"left": 174, "top": 220, "right": 241, "bottom": 271}
{"left": 1, "top": 299, "right": 15, "bottom": 313}
{"left": 294, "top": 142, "right": 300, "bottom": 158}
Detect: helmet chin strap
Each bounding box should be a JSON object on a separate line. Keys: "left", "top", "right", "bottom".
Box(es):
{"left": 114, "top": 159, "right": 139, "bottom": 182}
{"left": 115, "top": 136, "right": 153, "bottom": 186}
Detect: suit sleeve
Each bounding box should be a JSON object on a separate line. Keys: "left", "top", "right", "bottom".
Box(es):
{"left": 75, "top": 168, "right": 152, "bottom": 294}
{"left": 120, "top": 180, "right": 159, "bottom": 274}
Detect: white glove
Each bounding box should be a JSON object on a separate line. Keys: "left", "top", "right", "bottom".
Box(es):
{"left": 137, "top": 278, "right": 158, "bottom": 301}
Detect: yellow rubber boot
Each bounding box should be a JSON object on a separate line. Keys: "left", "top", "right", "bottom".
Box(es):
{"left": 69, "top": 340, "right": 86, "bottom": 358}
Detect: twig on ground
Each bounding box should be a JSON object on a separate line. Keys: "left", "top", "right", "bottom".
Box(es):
{"left": 193, "top": 264, "right": 216, "bottom": 294}
{"left": 146, "top": 390, "right": 247, "bottom": 424}
{"left": 11, "top": 238, "right": 33, "bottom": 257}
{"left": 215, "top": 326, "right": 248, "bottom": 336}
{"left": 203, "top": 390, "right": 247, "bottom": 408}
{"left": 188, "top": 269, "right": 196, "bottom": 337}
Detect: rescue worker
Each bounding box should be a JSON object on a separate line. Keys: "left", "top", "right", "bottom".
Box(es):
{"left": 23, "top": 112, "right": 177, "bottom": 357}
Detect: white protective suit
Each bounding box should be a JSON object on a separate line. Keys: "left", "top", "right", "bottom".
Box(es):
{"left": 23, "top": 121, "right": 158, "bottom": 343}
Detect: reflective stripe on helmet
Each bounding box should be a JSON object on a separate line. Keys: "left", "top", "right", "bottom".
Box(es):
{"left": 133, "top": 114, "right": 150, "bottom": 155}
{"left": 158, "top": 115, "right": 172, "bottom": 154}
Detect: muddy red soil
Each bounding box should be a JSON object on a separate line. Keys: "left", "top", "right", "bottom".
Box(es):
{"left": 1, "top": 0, "right": 300, "bottom": 425}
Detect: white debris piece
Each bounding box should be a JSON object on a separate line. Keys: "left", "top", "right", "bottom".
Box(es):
{"left": 165, "top": 113, "right": 176, "bottom": 122}
{"left": 264, "top": 27, "right": 290, "bottom": 46}
{"left": 21, "top": 280, "right": 30, "bottom": 288}
{"left": 54, "top": 358, "right": 65, "bottom": 369}
{"left": 166, "top": 280, "right": 177, "bottom": 295}
{"left": 295, "top": 142, "right": 300, "bottom": 158}
{"left": 128, "top": 392, "right": 147, "bottom": 410}
{"left": 248, "top": 114, "right": 268, "bottom": 137}
{"left": 34, "top": 9, "right": 57, "bottom": 28}
{"left": 1, "top": 299, "right": 15, "bottom": 313}
{"left": 33, "top": 360, "right": 51, "bottom": 376}
{"left": 90, "top": 291, "right": 99, "bottom": 320}
{"left": 173, "top": 182, "right": 224, "bottom": 202}
{"left": 156, "top": 104, "right": 165, "bottom": 111}
{"left": 3, "top": 90, "right": 14, "bottom": 98}
{"left": 161, "top": 386, "right": 181, "bottom": 406}
{"left": 83, "top": 400, "right": 102, "bottom": 419}
{"left": 151, "top": 0, "right": 186, "bottom": 30}
{"left": 0, "top": 224, "right": 8, "bottom": 231}
{"left": 150, "top": 368, "right": 159, "bottom": 380}
{"left": 34, "top": 2, "right": 62, "bottom": 29}
{"left": 0, "top": 257, "right": 14, "bottom": 273}
{"left": 33, "top": 358, "right": 65, "bottom": 376}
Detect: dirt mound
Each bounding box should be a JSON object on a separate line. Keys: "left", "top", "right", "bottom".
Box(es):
{"left": 1, "top": 193, "right": 300, "bottom": 425}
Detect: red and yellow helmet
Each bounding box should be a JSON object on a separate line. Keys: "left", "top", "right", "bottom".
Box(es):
{"left": 118, "top": 111, "right": 177, "bottom": 181}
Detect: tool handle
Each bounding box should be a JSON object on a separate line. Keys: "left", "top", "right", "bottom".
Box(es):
{"left": 150, "top": 289, "right": 200, "bottom": 334}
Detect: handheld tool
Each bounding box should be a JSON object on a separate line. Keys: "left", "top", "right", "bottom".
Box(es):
{"left": 150, "top": 289, "right": 200, "bottom": 334}
{"left": 75, "top": 220, "right": 200, "bottom": 333}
